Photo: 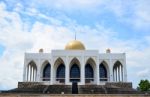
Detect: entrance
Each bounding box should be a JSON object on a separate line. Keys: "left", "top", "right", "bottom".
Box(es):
{"left": 72, "top": 82, "right": 78, "bottom": 94}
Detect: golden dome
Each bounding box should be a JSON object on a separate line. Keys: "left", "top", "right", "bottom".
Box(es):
{"left": 65, "top": 40, "right": 85, "bottom": 50}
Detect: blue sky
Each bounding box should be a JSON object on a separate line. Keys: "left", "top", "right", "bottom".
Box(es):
{"left": 0, "top": 0, "right": 150, "bottom": 90}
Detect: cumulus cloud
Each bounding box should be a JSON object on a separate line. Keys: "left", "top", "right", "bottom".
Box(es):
{"left": 0, "top": 1, "right": 150, "bottom": 90}
{"left": 137, "top": 69, "right": 150, "bottom": 78}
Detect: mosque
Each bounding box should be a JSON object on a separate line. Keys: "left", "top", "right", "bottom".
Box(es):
{"left": 23, "top": 40, "right": 127, "bottom": 85}
{"left": 3, "top": 39, "right": 140, "bottom": 94}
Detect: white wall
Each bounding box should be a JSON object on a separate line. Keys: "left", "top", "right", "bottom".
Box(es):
{"left": 23, "top": 50, "right": 127, "bottom": 85}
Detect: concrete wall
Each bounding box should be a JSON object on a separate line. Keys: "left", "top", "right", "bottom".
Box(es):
{"left": 0, "top": 94, "right": 149, "bottom": 97}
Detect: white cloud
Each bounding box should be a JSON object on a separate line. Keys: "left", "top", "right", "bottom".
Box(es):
{"left": 110, "top": 0, "right": 150, "bottom": 29}
{"left": 137, "top": 69, "right": 150, "bottom": 78}
{"left": 0, "top": 1, "right": 150, "bottom": 90}
{"left": 32, "top": 0, "right": 106, "bottom": 11}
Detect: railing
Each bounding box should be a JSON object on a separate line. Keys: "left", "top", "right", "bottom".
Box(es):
{"left": 85, "top": 78, "right": 94, "bottom": 83}
{"left": 70, "top": 78, "right": 80, "bottom": 82}
{"left": 41, "top": 77, "right": 51, "bottom": 81}
{"left": 56, "top": 78, "right": 65, "bottom": 83}
{"left": 99, "top": 78, "right": 108, "bottom": 81}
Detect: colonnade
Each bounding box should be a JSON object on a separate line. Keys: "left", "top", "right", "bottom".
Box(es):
{"left": 26, "top": 61, "right": 37, "bottom": 82}
{"left": 24, "top": 60, "right": 125, "bottom": 84}
{"left": 113, "top": 61, "right": 123, "bottom": 82}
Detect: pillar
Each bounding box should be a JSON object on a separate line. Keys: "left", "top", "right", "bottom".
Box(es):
{"left": 51, "top": 65, "right": 53, "bottom": 84}
{"left": 96, "top": 64, "right": 99, "bottom": 85}
{"left": 81, "top": 56, "right": 85, "bottom": 85}
{"left": 27, "top": 65, "right": 29, "bottom": 81}
{"left": 121, "top": 66, "right": 123, "bottom": 81}
{"left": 116, "top": 68, "right": 117, "bottom": 82}
{"left": 65, "top": 56, "right": 69, "bottom": 84}
{"left": 109, "top": 57, "right": 113, "bottom": 82}
{"left": 96, "top": 58, "right": 99, "bottom": 85}
{"left": 118, "top": 66, "right": 120, "bottom": 82}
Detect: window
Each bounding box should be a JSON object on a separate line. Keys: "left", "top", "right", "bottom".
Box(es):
{"left": 85, "top": 64, "right": 94, "bottom": 83}
{"left": 56, "top": 64, "right": 65, "bottom": 83}
{"left": 70, "top": 64, "right": 80, "bottom": 82}
{"left": 99, "top": 63, "right": 107, "bottom": 81}
{"left": 43, "top": 63, "right": 51, "bottom": 81}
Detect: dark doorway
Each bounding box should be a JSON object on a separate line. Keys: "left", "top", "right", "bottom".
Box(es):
{"left": 72, "top": 82, "right": 78, "bottom": 94}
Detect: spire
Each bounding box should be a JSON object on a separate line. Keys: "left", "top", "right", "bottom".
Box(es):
{"left": 75, "top": 31, "right": 76, "bottom": 40}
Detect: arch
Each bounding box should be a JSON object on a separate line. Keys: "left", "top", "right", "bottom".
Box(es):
{"left": 113, "top": 61, "right": 123, "bottom": 82}
{"left": 85, "top": 58, "right": 96, "bottom": 83}
{"left": 27, "top": 60, "right": 37, "bottom": 68}
{"left": 70, "top": 58, "right": 80, "bottom": 82}
{"left": 54, "top": 57, "right": 65, "bottom": 83}
{"left": 42, "top": 61, "right": 51, "bottom": 81}
{"left": 99, "top": 61, "right": 108, "bottom": 81}
{"left": 85, "top": 64, "right": 94, "bottom": 83}
{"left": 26, "top": 61, "right": 37, "bottom": 82}
{"left": 56, "top": 64, "right": 65, "bottom": 83}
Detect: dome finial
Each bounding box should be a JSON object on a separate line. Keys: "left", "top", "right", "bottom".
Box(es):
{"left": 75, "top": 31, "right": 76, "bottom": 40}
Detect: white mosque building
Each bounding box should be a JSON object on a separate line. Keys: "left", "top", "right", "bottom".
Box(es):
{"left": 23, "top": 40, "right": 127, "bottom": 85}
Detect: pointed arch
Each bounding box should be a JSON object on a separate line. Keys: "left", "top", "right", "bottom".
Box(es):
{"left": 42, "top": 60, "right": 51, "bottom": 81}
{"left": 113, "top": 61, "right": 123, "bottom": 82}
{"left": 85, "top": 58, "right": 96, "bottom": 83}
{"left": 27, "top": 60, "right": 37, "bottom": 68}
{"left": 99, "top": 61, "right": 109, "bottom": 81}
{"left": 26, "top": 60, "right": 37, "bottom": 82}
{"left": 70, "top": 57, "right": 81, "bottom": 82}
{"left": 56, "top": 64, "right": 65, "bottom": 83}
{"left": 54, "top": 57, "right": 65, "bottom": 83}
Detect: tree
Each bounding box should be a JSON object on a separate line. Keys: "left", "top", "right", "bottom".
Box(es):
{"left": 138, "top": 79, "right": 150, "bottom": 91}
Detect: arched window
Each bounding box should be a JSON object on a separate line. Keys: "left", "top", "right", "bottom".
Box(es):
{"left": 113, "top": 61, "right": 123, "bottom": 82}
{"left": 43, "top": 63, "right": 51, "bottom": 81}
{"left": 70, "top": 64, "right": 80, "bottom": 82}
{"left": 99, "top": 63, "right": 107, "bottom": 81}
{"left": 85, "top": 64, "right": 94, "bottom": 83}
{"left": 26, "top": 61, "right": 37, "bottom": 82}
{"left": 56, "top": 64, "right": 65, "bottom": 83}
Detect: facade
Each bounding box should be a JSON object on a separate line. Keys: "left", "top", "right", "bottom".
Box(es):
{"left": 23, "top": 40, "right": 127, "bottom": 85}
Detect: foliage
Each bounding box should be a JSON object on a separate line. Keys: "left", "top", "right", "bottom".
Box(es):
{"left": 138, "top": 79, "right": 150, "bottom": 91}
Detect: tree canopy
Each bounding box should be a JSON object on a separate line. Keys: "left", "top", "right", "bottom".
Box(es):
{"left": 138, "top": 79, "right": 150, "bottom": 91}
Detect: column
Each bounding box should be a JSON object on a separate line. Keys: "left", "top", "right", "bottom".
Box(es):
{"left": 33, "top": 68, "right": 35, "bottom": 82}
{"left": 30, "top": 66, "right": 32, "bottom": 81}
{"left": 37, "top": 60, "right": 41, "bottom": 82}
{"left": 65, "top": 56, "right": 69, "bottom": 84}
{"left": 118, "top": 66, "right": 120, "bottom": 82}
{"left": 27, "top": 65, "right": 29, "bottom": 81}
{"left": 123, "top": 54, "right": 127, "bottom": 82}
{"left": 81, "top": 56, "right": 85, "bottom": 85}
{"left": 96, "top": 64, "right": 99, "bottom": 85}
{"left": 35, "top": 70, "right": 37, "bottom": 82}
{"left": 121, "top": 66, "right": 123, "bottom": 81}
{"left": 51, "top": 59, "right": 54, "bottom": 84}
{"left": 109, "top": 57, "right": 113, "bottom": 82}
{"left": 96, "top": 58, "right": 99, "bottom": 85}
{"left": 113, "top": 69, "right": 114, "bottom": 81}
{"left": 116, "top": 68, "right": 117, "bottom": 82}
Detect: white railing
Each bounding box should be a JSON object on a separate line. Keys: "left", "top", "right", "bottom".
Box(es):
{"left": 41, "top": 77, "right": 51, "bottom": 81}
{"left": 99, "top": 78, "right": 108, "bottom": 81}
